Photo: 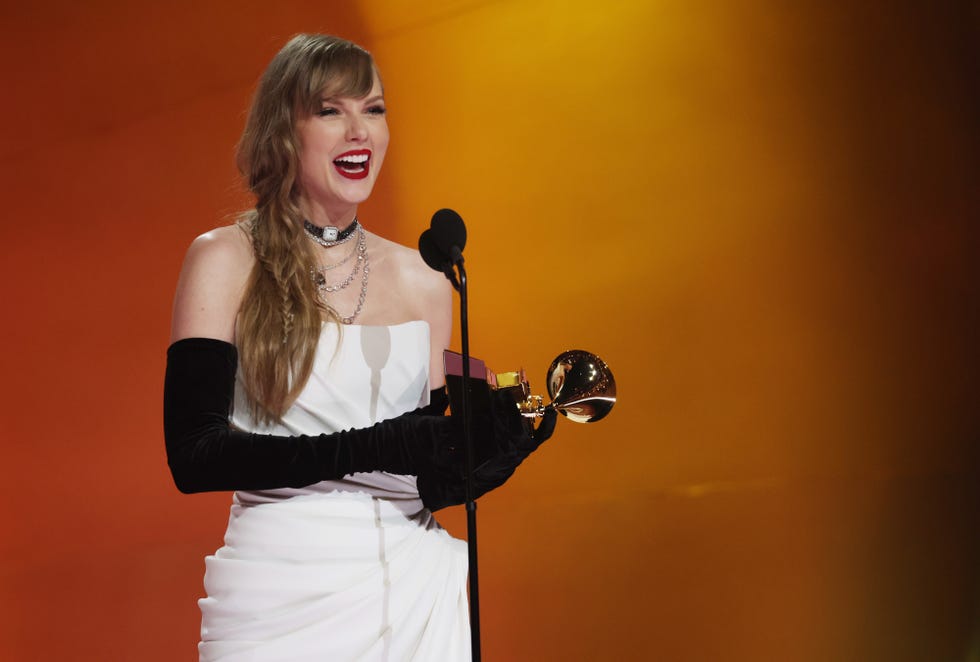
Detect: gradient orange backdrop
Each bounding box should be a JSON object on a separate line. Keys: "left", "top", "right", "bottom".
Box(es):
{"left": 1, "top": 1, "right": 977, "bottom": 660}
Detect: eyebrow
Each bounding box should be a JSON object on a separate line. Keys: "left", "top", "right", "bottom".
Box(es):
{"left": 320, "top": 94, "right": 385, "bottom": 105}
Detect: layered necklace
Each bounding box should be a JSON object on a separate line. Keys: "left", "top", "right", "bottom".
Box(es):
{"left": 304, "top": 218, "right": 369, "bottom": 325}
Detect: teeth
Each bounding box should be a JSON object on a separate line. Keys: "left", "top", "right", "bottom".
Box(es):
{"left": 335, "top": 153, "right": 369, "bottom": 164}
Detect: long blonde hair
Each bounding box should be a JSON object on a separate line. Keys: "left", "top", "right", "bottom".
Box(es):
{"left": 236, "top": 34, "right": 377, "bottom": 424}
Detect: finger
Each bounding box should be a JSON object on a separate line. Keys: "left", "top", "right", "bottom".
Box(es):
{"left": 533, "top": 408, "right": 558, "bottom": 442}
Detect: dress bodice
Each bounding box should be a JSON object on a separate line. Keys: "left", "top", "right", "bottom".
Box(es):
{"left": 230, "top": 320, "right": 431, "bottom": 507}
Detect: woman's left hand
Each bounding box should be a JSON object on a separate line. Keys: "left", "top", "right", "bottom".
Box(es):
{"left": 416, "top": 388, "right": 558, "bottom": 512}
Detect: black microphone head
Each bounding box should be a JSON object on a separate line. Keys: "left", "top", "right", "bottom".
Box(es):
{"left": 418, "top": 229, "right": 449, "bottom": 272}
{"left": 430, "top": 208, "right": 466, "bottom": 254}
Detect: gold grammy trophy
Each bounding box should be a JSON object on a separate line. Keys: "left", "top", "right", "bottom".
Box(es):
{"left": 493, "top": 350, "right": 616, "bottom": 423}
{"left": 445, "top": 350, "right": 617, "bottom": 425}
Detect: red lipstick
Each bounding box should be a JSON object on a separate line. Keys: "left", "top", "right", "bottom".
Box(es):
{"left": 333, "top": 149, "right": 371, "bottom": 180}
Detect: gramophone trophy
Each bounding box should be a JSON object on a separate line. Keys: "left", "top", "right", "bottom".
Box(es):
{"left": 444, "top": 349, "right": 616, "bottom": 424}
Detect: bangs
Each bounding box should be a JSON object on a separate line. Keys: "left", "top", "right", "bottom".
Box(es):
{"left": 300, "top": 42, "right": 377, "bottom": 113}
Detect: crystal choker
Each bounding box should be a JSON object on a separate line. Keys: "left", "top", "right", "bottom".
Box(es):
{"left": 303, "top": 217, "right": 359, "bottom": 248}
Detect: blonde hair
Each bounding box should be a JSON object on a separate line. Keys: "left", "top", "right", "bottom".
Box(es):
{"left": 235, "top": 34, "right": 377, "bottom": 424}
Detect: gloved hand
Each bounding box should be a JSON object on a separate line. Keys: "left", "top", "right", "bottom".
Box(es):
{"left": 417, "top": 387, "right": 558, "bottom": 511}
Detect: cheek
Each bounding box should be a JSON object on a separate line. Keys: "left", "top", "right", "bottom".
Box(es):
{"left": 374, "top": 126, "right": 390, "bottom": 165}
{"left": 299, "top": 139, "right": 335, "bottom": 174}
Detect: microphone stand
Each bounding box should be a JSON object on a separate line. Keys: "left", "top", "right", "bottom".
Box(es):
{"left": 446, "top": 256, "right": 481, "bottom": 661}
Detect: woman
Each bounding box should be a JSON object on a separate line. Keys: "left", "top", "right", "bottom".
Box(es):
{"left": 163, "top": 34, "right": 554, "bottom": 661}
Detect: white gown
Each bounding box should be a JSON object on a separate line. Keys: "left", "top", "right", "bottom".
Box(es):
{"left": 198, "top": 321, "right": 470, "bottom": 662}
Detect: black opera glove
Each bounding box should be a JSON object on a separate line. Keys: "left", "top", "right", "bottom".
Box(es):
{"left": 412, "top": 386, "right": 450, "bottom": 417}
{"left": 163, "top": 337, "right": 463, "bottom": 494}
{"left": 416, "top": 387, "right": 559, "bottom": 512}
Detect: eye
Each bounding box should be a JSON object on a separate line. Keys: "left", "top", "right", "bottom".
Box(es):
{"left": 366, "top": 104, "right": 386, "bottom": 116}
{"left": 315, "top": 107, "right": 339, "bottom": 117}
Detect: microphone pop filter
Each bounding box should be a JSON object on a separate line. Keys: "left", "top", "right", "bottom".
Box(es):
{"left": 430, "top": 208, "right": 466, "bottom": 256}
{"left": 418, "top": 229, "right": 448, "bottom": 272}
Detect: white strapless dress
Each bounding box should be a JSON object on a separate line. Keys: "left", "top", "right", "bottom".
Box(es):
{"left": 198, "top": 321, "right": 470, "bottom": 662}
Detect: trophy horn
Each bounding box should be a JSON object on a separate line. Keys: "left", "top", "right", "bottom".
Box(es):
{"left": 545, "top": 350, "right": 617, "bottom": 423}
{"left": 496, "top": 350, "right": 616, "bottom": 424}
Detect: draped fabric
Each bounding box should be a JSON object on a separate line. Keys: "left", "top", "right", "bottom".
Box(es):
{"left": 198, "top": 321, "right": 471, "bottom": 661}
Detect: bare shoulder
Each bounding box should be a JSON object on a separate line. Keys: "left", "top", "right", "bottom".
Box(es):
{"left": 361, "top": 233, "right": 453, "bottom": 386}
{"left": 374, "top": 235, "right": 451, "bottom": 308}
{"left": 170, "top": 224, "right": 255, "bottom": 343}
{"left": 185, "top": 224, "right": 253, "bottom": 265}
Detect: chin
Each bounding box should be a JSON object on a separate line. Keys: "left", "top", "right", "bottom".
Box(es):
{"left": 336, "top": 182, "right": 378, "bottom": 204}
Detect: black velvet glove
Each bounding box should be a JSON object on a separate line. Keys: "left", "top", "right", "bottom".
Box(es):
{"left": 416, "top": 387, "right": 558, "bottom": 511}
{"left": 410, "top": 386, "right": 450, "bottom": 417}
{"left": 163, "top": 337, "right": 463, "bottom": 494}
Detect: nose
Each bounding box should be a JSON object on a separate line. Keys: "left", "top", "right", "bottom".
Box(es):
{"left": 346, "top": 115, "right": 368, "bottom": 142}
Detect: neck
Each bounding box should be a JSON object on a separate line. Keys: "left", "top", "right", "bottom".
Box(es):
{"left": 299, "top": 200, "right": 358, "bottom": 230}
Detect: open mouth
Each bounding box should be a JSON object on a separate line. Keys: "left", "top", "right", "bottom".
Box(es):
{"left": 333, "top": 150, "right": 371, "bottom": 180}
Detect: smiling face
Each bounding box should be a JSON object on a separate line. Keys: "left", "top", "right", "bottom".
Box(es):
{"left": 294, "top": 75, "right": 389, "bottom": 225}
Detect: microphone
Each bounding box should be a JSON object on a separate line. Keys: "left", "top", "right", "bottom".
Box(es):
{"left": 418, "top": 207, "right": 480, "bottom": 658}
{"left": 431, "top": 208, "right": 466, "bottom": 265}
{"left": 419, "top": 208, "right": 466, "bottom": 287}
{"left": 420, "top": 208, "right": 465, "bottom": 267}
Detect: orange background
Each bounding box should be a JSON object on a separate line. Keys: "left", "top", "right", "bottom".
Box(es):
{"left": 1, "top": 1, "right": 978, "bottom": 660}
